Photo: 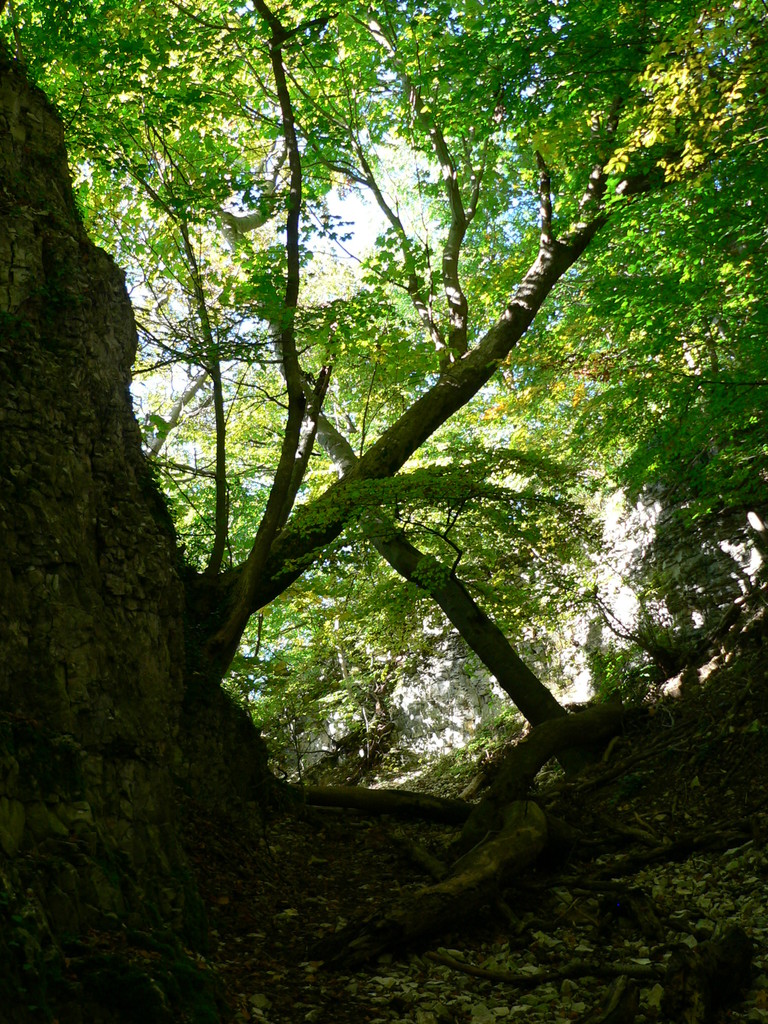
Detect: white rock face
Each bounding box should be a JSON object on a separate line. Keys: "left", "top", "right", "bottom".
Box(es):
{"left": 389, "top": 634, "right": 507, "bottom": 755}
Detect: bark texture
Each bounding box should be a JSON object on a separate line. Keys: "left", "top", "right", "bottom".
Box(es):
{"left": 0, "top": 54, "right": 267, "bottom": 1020}
{"left": 460, "top": 701, "right": 624, "bottom": 849}
{"left": 300, "top": 785, "right": 471, "bottom": 824}
{"left": 321, "top": 800, "right": 548, "bottom": 968}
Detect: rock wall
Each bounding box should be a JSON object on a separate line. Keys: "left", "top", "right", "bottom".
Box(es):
{"left": 289, "top": 632, "right": 511, "bottom": 781}
{"left": 388, "top": 633, "right": 507, "bottom": 754}
{"left": 0, "top": 54, "right": 264, "bottom": 1020}
{"left": 589, "top": 491, "right": 765, "bottom": 677}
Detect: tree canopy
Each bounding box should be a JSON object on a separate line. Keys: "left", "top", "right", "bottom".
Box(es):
{"left": 5, "top": 0, "right": 767, "bottom": 760}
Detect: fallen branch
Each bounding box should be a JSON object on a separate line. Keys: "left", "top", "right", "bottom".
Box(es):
{"left": 298, "top": 785, "right": 470, "bottom": 824}
{"left": 425, "top": 950, "right": 662, "bottom": 987}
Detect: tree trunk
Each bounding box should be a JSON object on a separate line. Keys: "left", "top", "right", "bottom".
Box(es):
{"left": 312, "top": 410, "right": 574, "bottom": 749}
{"left": 461, "top": 700, "right": 624, "bottom": 849}
{"left": 321, "top": 801, "right": 548, "bottom": 968}
{"left": 299, "top": 785, "right": 471, "bottom": 824}
{"left": 373, "top": 530, "right": 568, "bottom": 726}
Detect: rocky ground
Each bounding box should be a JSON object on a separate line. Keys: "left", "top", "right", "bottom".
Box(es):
{"left": 183, "top": 611, "right": 768, "bottom": 1024}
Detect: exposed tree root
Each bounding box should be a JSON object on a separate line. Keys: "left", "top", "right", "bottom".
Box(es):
{"left": 425, "top": 925, "right": 754, "bottom": 1023}
{"left": 310, "top": 703, "right": 627, "bottom": 965}
{"left": 425, "top": 950, "right": 661, "bottom": 987}
{"left": 460, "top": 701, "right": 624, "bottom": 849}
{"left": 588, "top": 825, "right": 756, "bottom": 878}
{"left": 319, "top": 801, "right": 548, "bottom": 968}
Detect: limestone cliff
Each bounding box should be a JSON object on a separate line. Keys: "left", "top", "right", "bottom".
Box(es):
{"left": 0, "top": 53, "right": 267, "bottom": 1022}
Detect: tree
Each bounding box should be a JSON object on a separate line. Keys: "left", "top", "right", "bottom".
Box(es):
{"left": 9, "top": 0, "right": 766, "bottom": 749}
{"left": 11, "top": 0, "right": 753, "bottom": 711}
{"left": 2, "top": 0, "right": 767, "bottom": 1007}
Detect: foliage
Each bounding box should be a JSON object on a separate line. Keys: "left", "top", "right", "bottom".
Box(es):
{"left": 507, "top": 1, "right": 768, "bottom": 515}
{"left": 5, "top": 0, "right": 767, "bottom": 758}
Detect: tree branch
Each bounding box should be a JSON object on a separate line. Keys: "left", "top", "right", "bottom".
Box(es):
{"left": 352, "top": 141, "right": 444, "bottom": 351}
{"left": 204, "top": 360, "right": 229, "bottom": 578}
{"left": 367, "top": 18, "right": 479, "bottom": 361}
{"left": 408, "top": 84, "right": 471, "bottom": 359}
{"left": 212, "top": 207, "right": 606, "bottom": 631}
{"left": 279, "top": 365, "right": 332, "bottom": 531}
{"left": 535, "top": 150, "right": 554, "bottom": 246}
{"left": 205, "top": 0, "right": 313, "bottom": 672}
{"left": 146, "top": 369, "right": 209, "bottom": 457}
{"left": 220, "top": 139, "right": 288, "bottom": 248}
{"left": 171, "top": 217, "right": 231, "bottom": 580}
{"left": 281, "top": 23, "right": 447, "bottom": 355}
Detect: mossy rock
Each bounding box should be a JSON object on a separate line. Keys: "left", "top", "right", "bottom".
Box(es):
{"left": 0, "top": 797, "right": 25, "bottom": 856}
{"left": 0, "top": 715, "right": 85, "bottom": 802}
{"left": 0, "top": 885, "right": 62, "bottom": 1024}
{"left": 73, "top": 943, "right": 223, "bottom": 1024}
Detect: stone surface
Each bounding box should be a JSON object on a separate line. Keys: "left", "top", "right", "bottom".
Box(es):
{"left": 389, "top": 633, "right": 507, "bottom": 754}
{"left": 0, "top": 51, "right": 269, "bottom": 1021}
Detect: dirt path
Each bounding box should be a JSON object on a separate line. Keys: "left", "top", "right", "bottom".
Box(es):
{"left": 185, "top": 626, "right": 768, "bottom": 1023}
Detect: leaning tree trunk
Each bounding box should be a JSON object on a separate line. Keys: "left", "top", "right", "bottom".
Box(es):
{"left": 0, "top": 54, "right": 268, "bottom": 1021}
{"left": 312, "top": 412, "right": 585, "bottom": 773}
{"left": 372, "top": 529, "right": 568, "bottom": 726}
{"left": 312, "top": 701, "right": 624, "bottom": 966}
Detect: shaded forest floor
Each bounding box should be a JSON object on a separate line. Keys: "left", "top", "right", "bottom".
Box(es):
{"left": 184, "top": 611, "right": 768, "bottom": 1024}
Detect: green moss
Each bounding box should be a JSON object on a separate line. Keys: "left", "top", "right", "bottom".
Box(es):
{"left": 78, "top": 942, "right": 223, "bottom": 1024}
{"left": 0, "top": 714, "right": 85, "bottom": 800}
{"left": 0, "top": 884, "right": 62, "bottom": 1023}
